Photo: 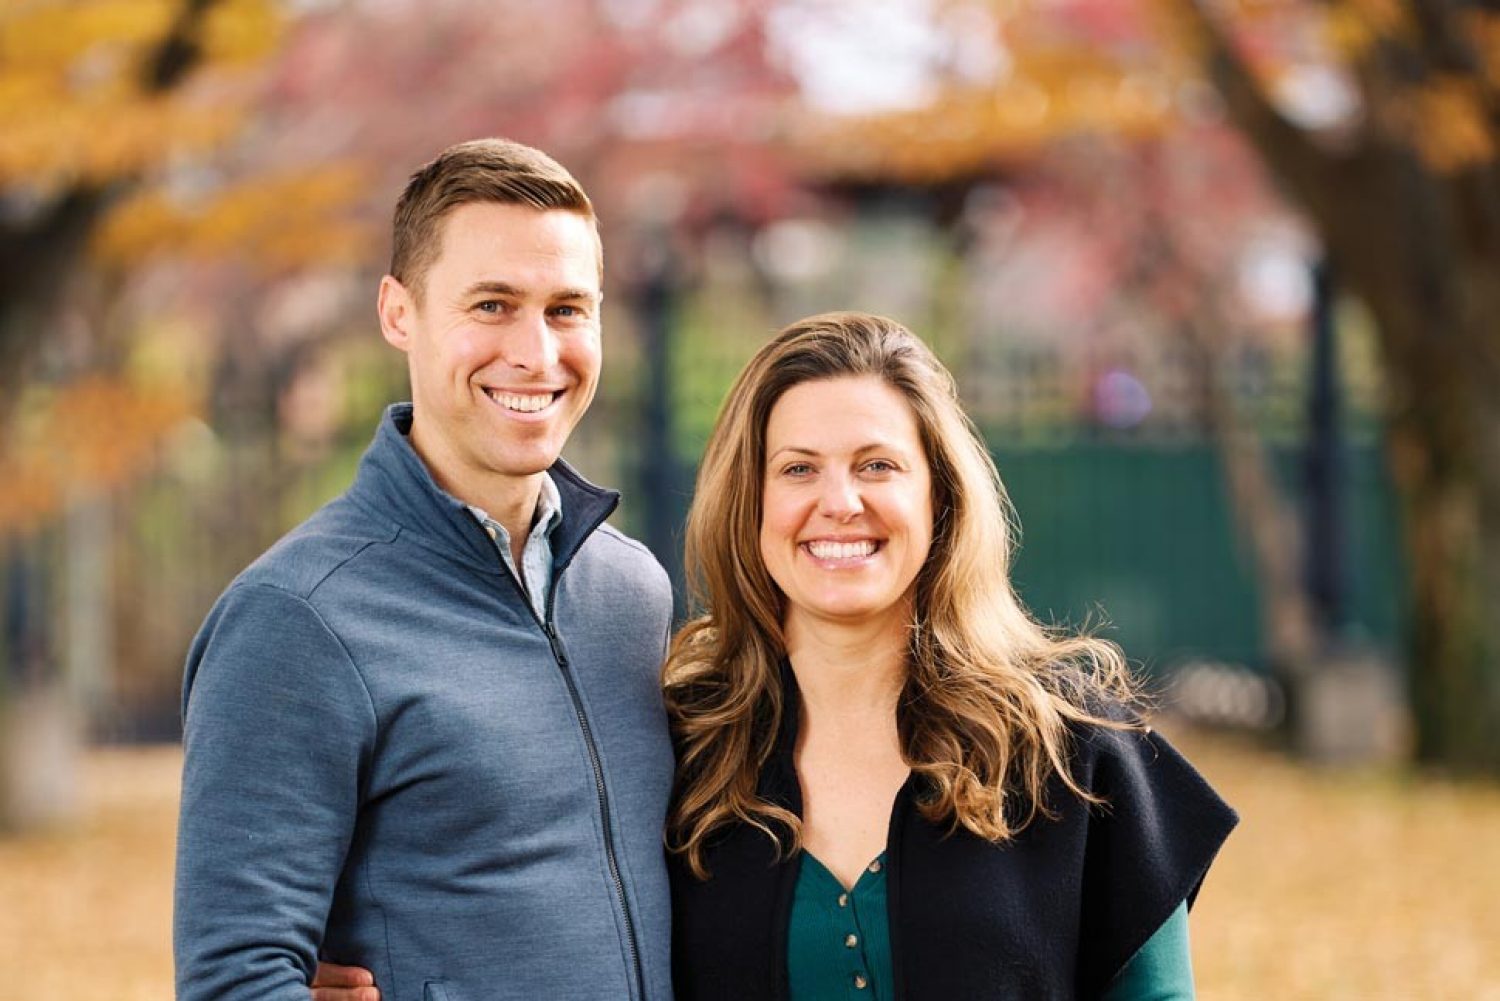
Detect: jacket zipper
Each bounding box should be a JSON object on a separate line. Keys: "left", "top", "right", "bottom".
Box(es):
{"left": 478, "top": 514, "right": 648, "bottom": 1001}
{"left": 542, "top": 617, "right": 647, "bottom": 1001}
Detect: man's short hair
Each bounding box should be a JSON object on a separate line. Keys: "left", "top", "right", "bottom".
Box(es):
{"left": 391, "top": 138, "right": 598, "bottom": 300}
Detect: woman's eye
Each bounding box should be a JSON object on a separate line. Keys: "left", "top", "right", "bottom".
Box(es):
{"left": 783, "top": 463, "right": 814, "bottom": 477}
{"left": 863, "top": 460, "right": 896, "bottom": 473}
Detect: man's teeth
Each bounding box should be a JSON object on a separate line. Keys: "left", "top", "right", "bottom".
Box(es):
{"left": 487, "top": 390, "right": 553, "bottom": 413}
{"left": 806, "top": 540, "right": 877, "bottom": 559}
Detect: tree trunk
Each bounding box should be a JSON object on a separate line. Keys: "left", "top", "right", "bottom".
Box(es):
{"left": 1340, "top": 153, "right": 1500, "bottom": 771}
{"left": 1316, "top": 203, "right": 1500, "bottom": 771}
{"left": 1383, "top": 314, "right": 1500, "bottom": 773}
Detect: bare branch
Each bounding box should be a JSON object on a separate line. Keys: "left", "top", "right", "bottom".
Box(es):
{"left": 142, "top": 0, "right": 224, "bottom": 93}
{"left": 1170, "top": 0, "right": 1356, "bottom": 218}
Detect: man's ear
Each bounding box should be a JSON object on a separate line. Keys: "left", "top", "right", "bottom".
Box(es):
{"left": 378, "top": 275, "right": 416, "bottom": 351}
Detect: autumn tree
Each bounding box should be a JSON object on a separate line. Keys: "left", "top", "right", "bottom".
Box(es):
{"left": 0, "top": 0, "right": 291, "bottom": 540}
{"left": 0, "top": 0, "right": 369, "bottom": 826}
{"left": 0, "top": 0, "right": 277, "bottom": 387}
{"left": 1164, "top": 0, "right": 1500, "bottom": 771}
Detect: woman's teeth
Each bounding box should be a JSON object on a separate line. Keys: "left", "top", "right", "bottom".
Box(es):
{"left": 805, "top": 540, "right": 877, "bottom": 559}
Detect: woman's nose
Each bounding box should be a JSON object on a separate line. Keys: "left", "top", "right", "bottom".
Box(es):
{"left": 817, "top": 472, "right": 862, "bottom": 520}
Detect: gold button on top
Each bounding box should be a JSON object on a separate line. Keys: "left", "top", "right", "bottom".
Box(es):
{"left": 844, "top": 933, "right": 859, "bottom": 948}
{"left": 837, "top": 893, "right": 848, "bottom": 907}
{"left": 867, "top": 860, "right": 882, "bottom": 874}
{"left": 853, "top": 974, "right": 869, "bottom": 990}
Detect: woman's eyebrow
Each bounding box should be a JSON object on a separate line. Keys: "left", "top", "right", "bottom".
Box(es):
{"left": 768, "top": 442, "right": 905, "bottom": 459}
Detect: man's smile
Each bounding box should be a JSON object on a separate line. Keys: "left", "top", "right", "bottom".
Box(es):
{"left": 482, "top": 386, "right": 563, "bottom": 417}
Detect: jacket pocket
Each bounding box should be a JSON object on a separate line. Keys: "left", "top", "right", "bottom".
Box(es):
{"left": 423, "top": 981, "right": 450, "bottom": 1001}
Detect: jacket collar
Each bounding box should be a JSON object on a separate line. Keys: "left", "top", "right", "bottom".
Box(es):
{"left": 761, "top": 659, "right": 805, "bottom": 812}
{"left": 349, "top": 403, "right": 621, "bottom": 574}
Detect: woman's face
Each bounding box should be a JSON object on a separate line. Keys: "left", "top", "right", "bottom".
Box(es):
{"left": 759, "top": 375, "right": 934, "bottom": 636}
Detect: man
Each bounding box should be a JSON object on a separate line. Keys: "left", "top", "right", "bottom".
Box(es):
{"left": 175, "top": 139, "right": 676, "bottom": 1001}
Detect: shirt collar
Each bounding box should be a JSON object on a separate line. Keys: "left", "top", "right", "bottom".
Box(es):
{"left": 533, "top": 471, "right": 564, "bottom": 538}
{"left": 466, "top": 472, "right": 564, "bottom": 544}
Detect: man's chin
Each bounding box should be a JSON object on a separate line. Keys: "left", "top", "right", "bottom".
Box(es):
{"left": 483, "top": 447, "right": 563, "bottom": 478}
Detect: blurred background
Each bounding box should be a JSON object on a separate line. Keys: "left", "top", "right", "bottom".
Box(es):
{"left": 1, "top": 0, "right": 1498, "bottom": 997}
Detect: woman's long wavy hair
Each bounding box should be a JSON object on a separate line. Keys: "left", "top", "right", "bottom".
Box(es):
{"left": 663, "top": 312, "right": 1139, "bottom": 879}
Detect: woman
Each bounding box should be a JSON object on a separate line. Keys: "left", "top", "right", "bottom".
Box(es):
{"left": 663, "top": 312, "right": 1235, "bottom": 1000}
{"left": 315, "top": 311, "right": 1235, "bottom": 1000}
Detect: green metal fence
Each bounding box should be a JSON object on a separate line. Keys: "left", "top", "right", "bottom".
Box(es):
{"left": 995, "top": 439, "right": 1405, "bottom": 677}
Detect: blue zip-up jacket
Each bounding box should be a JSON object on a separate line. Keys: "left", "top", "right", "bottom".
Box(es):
{"left": 175, "top": 404, "right": 676, "bottom": 1001}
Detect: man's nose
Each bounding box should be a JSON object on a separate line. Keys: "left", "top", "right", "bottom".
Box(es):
{"left": 503, "top": 311, "right": 559, "bottom": 371}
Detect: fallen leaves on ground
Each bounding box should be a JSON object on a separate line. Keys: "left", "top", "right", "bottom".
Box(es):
{"left": 1, "top": 728, "right": 1497, "bottom": 1000}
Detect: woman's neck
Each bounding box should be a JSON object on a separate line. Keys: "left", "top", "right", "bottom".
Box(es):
{"left": 784, "top": 613, "right": 908, "bottom": 722}
{"left": 785, "top": 611, "right": 912, "bottom": 888}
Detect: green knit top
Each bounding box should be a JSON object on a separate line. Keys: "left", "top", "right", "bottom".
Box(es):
{"left": 787, "top": 851, "right": 1193, "bottom": 1000}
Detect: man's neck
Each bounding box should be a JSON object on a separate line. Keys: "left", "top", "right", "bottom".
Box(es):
{"left": 481, "top": 477, "right": 544, "bottom": 567}
{"left": 407, "top": 418, "right": 543, "bottom": 555}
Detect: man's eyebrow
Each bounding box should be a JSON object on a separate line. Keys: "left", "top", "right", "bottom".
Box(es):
{"left": 461, "top": 280, "right": 523, "bottom": 298}
{"left": 459, "top": 281, "right": 598, "bottom": 302}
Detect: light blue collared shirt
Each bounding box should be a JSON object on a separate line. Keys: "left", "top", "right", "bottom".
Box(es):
{"left": 468, "top": 472, "right": 563, "bottom": 620}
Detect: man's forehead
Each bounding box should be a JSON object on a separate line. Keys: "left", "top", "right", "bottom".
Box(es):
{"left": 435, "top": 203, "right": 602, "bottom": 286}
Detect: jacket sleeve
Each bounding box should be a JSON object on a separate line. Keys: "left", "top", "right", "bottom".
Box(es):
{"left": 1077, "top": 725, "right": 1237, "bottom": 998}
{"left": 174, "top": 583, "right": 377, "bottom": 1001}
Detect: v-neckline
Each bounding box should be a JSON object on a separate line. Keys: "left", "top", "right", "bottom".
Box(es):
{"left": 801, "top": 848, "right": 888, "bottom": 893}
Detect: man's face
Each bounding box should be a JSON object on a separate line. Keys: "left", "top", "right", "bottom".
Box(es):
{"left": 378, "top": 202, "right": 602, "bottom": 503}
